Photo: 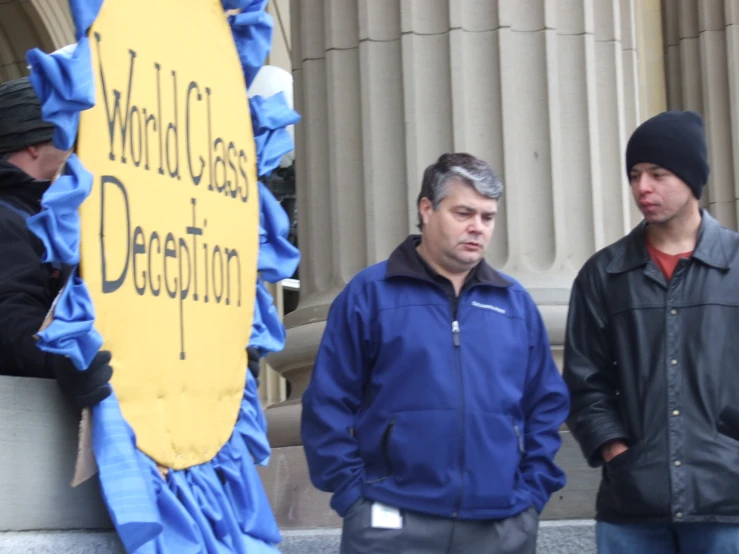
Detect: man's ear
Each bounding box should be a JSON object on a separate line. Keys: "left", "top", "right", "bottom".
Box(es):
{"left": 26, "top": 145, "right": 40, "bottom": 159}
{"left": 418, "top": 197, "right": 433, "bottom": 227}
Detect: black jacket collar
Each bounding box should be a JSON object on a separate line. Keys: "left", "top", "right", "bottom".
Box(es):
{"left": 385, "top": 234, "right": 512, "bottom": 288}
{"left": 0, "top": 161, "right": 50, "bottom": 215}
{"left": 607, "top": 209, "right": 731, "bottom": 274}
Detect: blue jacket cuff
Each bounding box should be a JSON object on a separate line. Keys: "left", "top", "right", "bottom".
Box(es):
{"left": 331, "top": 484, "right": 363, "bottom": 517}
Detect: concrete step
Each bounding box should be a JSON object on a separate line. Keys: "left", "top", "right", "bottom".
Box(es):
{"left": 0, "top": 521, "right": 595, "bottom": 553}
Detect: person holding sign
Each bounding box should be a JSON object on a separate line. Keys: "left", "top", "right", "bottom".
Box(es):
{"left": 0, "top": 77, "right": 113, "bottom": 409}
{"left": 301, "top": 153, "right": 570, "bottom": 554}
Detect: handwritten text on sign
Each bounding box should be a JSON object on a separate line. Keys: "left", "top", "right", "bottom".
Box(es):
{"left": 77, "top": 0, "right": 259, "bottom": 470}
{"left": 95, "top": 32, "right": 253, "bottom": 361}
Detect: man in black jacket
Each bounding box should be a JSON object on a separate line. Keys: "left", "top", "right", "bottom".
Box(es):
{"left": 564, "top": 110, "right": 739, "bottom": 552}
{"left": 0, "top": 77, "right": 112, "bottom": 409}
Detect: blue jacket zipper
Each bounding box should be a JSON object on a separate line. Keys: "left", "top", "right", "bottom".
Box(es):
{"left": 452, "top": 307, "right": 464, "bottom": 517}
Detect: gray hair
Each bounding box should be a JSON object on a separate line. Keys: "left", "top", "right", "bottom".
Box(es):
{"left": 416, "top": 152, "right": 503, "bottom": 229}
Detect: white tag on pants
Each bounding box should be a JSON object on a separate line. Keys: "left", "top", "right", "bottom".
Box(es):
{"left": 370, "top": 502, "right": 403, "bottom": 529}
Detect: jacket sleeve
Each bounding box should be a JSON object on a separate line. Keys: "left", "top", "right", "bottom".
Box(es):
{"left": 300, "top": 283, "right": 370, "bottom": 517}
{"left": 562, "top": 272, "right": 629, "bottom": 467}
{"left": 0, "top": 213, "right": 57, "bottom": 379}
{"left": 519, "top": 294, "right": 571, "bottom": 513}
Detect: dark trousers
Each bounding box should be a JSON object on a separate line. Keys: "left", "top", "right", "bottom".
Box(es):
{"left": 596, "top": 521, "right": 739, "bottom": 554}
{"left": 340, "top": 498, "right": 538, "bottom": 554}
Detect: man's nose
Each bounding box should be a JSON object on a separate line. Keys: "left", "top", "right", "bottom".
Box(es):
{"left": 468, "top": 216, "right": 484, "bottom": 234}
{"left": 635, "top": 174, "right": 652, "bottom": 194}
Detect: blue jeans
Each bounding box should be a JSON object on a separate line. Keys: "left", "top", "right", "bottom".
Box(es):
{"left": 597, "top": 521, "right": 739, "bottom": 554}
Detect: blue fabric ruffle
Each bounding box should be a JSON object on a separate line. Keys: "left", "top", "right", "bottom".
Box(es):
{"left": 27, "top": 154, "right": 91, "bottom": 266}
{"left": 33, "top": 272, "right": 103, "bottom": 370}
{"left": 250, "top": 277, "right": 287, "bottom": 357}
{"left": 24, "top": 0, "right": 301, "bottom": 552}
{"left": 225, "top": 0, "right": 273, "bottom": 88}
{"left": 250, "top": 93, "right": 300, "bottom": 179}
{"left": 26, "top": 38, "right": 95, "bottom": 152}
{"left": 257, "top": 180, "right": 299, "bottom": 281}
{"left": 68, "top": 0, "right": 105, "bottom": 40}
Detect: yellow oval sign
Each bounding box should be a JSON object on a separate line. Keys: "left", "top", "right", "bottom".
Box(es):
{"left": 77, "top": 0, "right": 259, "bottom": 470}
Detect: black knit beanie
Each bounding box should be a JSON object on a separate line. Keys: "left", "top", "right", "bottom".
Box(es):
{"left": 0, "top": 77, "right": 55, "bottom": 156}
{"left": 625, "top": 110, "right": 710, "bottom": 199}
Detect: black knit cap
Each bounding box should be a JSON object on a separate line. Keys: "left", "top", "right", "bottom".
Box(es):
{"left": 0, "top": 77, "right": 55, "bottom": 155}
{"left": 625, "top": 110, "right": 710, "bottom": 199}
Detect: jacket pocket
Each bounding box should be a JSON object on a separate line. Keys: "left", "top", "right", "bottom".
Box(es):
{"left": 381, "top": 418, "right": 396, "bottom": 473}
{"left": 600, "top": 445, "right": 671, "bottom": 518}
{"left": 604, "top": 445, "right": 638, "bottom": 471}
{"left": 687, "top": 432, "right": 739, "bottom": 516}
{"left": 462, "top": 412, "right": 522, "bottom": 510}
{"left": 364, "top": 418, "right": 396, "bottom": 483}
{"left": 716, "top": 429, "right": 739, "bottom": 449}
{"left": 377, "top": 410, "right": 458, "bottom": 504}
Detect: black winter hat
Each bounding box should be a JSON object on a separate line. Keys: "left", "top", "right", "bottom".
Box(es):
{"left": 0, "top": 77, "right": 55, "bottom": 156}
{"left": 625, "top": 110, "right": 710, "bottom": 199}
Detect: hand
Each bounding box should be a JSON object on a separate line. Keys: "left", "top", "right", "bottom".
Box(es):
{"left": 247, "top": 347, "right": 261, "bottom": 385}
{"left": 602, "top": 440, "right": 629, "bottom": 463}
{"left": 54, "top": 350, "right": 113, "bottom": 409}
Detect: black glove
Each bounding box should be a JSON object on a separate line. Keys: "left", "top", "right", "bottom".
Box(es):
{"left": 54, "top": 350, "right": 113, "bottom": 409}
{"left": 247, "top": 346, "right": 261, "bottom": 386}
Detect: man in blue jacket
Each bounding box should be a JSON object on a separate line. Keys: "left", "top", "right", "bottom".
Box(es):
{"left": 301, "top": 152, "right": 570, "bottom": 554}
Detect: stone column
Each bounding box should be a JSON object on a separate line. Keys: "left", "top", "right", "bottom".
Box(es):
{"left": 662, "top": 0, "right": 739, "bottom": 227}
{"left": 268, "top": 0, "right": 643, "bottom": 441}
{"left": 262, "top": 0, "right": 649, "bottom": 528}
{"left": 0, "top": 0, "right": 74, "bottom": 82}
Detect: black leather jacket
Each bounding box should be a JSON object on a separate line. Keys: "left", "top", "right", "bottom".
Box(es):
{"left": 564, "top": 210, "right": 739, "bottom": 523}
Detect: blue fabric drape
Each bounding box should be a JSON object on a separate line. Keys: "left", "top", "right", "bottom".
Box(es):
{"left": 224, "top": 0, "right": 272, "bottom": 88}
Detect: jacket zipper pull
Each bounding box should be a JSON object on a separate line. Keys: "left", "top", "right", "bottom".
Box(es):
{"left": 452, "top": 320, "right": 460, "bottom": 346}
{"left": 514, "top": 424, "right": 525, "bottom": 454}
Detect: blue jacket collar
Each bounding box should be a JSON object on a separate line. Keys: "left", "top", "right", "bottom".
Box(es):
{"left": 385, "top": 234, "right": 512, "bottom": 288}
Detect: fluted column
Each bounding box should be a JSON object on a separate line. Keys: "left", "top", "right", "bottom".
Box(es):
{"left": 266, "top": 0, "right": 647, "bottom": 447}
{"left": 663, "top": 0, "right": 739, "bottom": 228}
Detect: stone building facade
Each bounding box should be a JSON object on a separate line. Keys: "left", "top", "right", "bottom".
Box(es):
{"left": 2, "top": 0, "right": 739, "bottom": 539}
